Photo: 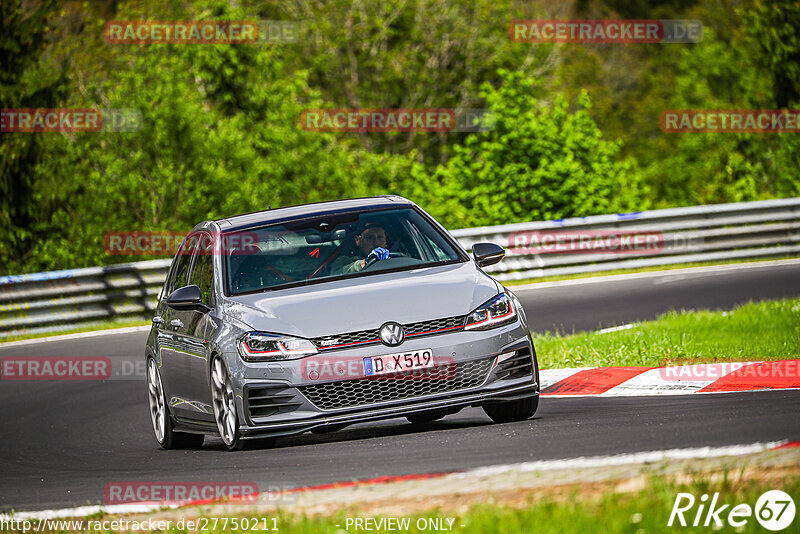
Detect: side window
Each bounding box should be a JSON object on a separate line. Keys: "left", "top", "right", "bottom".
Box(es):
{"left": 189, "top": 234, "right": 214, "bottom": 306}
{"left": 420, "top": 233, "right": 450, "bottom": 261}
{"left": 165, "top": 234, "right": 198, "bottom": 297}
{"left": 406, "top": 220, "right": 449, "bottom": 261}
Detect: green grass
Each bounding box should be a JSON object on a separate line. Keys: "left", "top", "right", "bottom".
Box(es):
{"left": 20, "top": 470, "right": 797, "bottom": 533}
{"left": 535, "top": 298, "right": 800, "bottom": 368}
{"left": 503, "top": 255, "right": 800, "bottom": 286}
{"left": 0, "top": 317, "right": 149, "bottom": 344}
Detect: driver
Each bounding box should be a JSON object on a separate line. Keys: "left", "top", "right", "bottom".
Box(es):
{"left": 331, "top": 222, "right": 390, "bottom": 274}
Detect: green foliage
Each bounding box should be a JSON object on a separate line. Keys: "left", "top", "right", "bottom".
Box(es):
{"left": 747, "top": 0, "right": 800, "bottom": 108}
{"left": 273, "top": 0, "right": 553, "bottom": 163}
{"left": 0, "top": 0, "right": 67, "bottom": 270}
{"left": 14, "top": 0, "right": 413, "bottom": 272}
{"left": 1, "top": 0, "right": 799, "bottom": 274}
{"left": 411, "top": 71, "right": 646, "bottom": 228}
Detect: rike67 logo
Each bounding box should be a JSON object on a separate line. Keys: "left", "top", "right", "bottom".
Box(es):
{"left": 669, "top": 490, "right": 796, "bottom": 531}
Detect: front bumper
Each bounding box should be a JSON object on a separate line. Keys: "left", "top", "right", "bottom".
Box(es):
{"left": 239, "top": 381, "right": 538, "bottom": 439}
{"left": 230, "top": 323, "right": 538, "bottom": 439}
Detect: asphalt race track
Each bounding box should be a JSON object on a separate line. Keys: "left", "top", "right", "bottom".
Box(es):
{"left": 1, "top": 261, "right": 799, "bottom": 512}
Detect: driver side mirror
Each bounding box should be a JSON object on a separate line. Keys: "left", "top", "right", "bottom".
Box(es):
{"left": 167, "top": 285, "right": 211, "bottom": 312}
{"left": 472, "top": 242, "right": 505, "bottom": 267}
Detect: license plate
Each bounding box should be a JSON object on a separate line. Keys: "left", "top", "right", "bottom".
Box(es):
{"left": 363, "top": 349, "right": 433, "bottom": 377}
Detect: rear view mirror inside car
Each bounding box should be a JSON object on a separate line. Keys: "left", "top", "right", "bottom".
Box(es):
{"left": 306, "top": 228, "right": 346, "bottom": 244}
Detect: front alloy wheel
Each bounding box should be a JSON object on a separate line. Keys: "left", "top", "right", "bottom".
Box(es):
{"left": 147, "top": 358, "right": 204, "bottom": 449}
{"left": 211, "top": 356, "right": 245, "bottom": 450}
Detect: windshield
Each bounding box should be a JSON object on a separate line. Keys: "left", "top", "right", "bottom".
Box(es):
{"left": 225, "top": 207, "right": 464, "bottom": 294}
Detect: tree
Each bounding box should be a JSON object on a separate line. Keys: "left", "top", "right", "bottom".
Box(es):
{"left": 410, "top": 70, "right": 646, "bottom": 229}
{"left": 0, "top": 0, "right": 66, "bottom": 269}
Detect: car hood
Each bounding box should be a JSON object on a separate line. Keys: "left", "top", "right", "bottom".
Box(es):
{"left": 222, "top": 262, "right": 500, "bottom": 338}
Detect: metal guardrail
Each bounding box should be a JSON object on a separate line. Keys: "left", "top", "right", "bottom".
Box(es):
{"left": 2, "top": 198, "right": 799, "bottom": 338}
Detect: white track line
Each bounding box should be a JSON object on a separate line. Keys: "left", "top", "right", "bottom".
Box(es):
{"left": 512, "top": 258, "right": 800, "bottom": 291}
{"left": 449, "top": 440, "right": 789, "bottom": 478}
{"left": 539, "top": 368, "right": 588, "bottom": 389}
{"left": 607, "top": 362, "right": 752, "bottom": 396}
{"left": 0, "top": 503, "right": 176, "bottom": 521}
{"left": 0, "top": 325, "right": 150, "bottom": 348}
{"left": 597, "top": 323, "right": 638, "bottom": 335}
{"left": 2, "top": 441, "right": 790, "bottom": 520}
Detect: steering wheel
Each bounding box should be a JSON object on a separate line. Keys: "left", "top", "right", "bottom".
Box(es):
{"left": 363, "top": 251, "right": 407, "bottom": 269}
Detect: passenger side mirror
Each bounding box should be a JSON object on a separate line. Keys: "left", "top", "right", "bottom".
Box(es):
{"left": 167, "top": 285, "right": 210, "bottom": 312}
{"left": 472, "top": 242, "right": 505, "bottom": 267}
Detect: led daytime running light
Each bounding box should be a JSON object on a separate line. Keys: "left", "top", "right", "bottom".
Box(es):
{"left": 464, "top": 294, "right": 516, "bottom": 330}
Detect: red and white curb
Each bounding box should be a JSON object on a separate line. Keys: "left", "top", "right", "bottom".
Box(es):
{"left": 3, "top": 441, "right": 797, "bottom": 521}
{"left": 539, "top": 360, "right": 800, "bottom": 396}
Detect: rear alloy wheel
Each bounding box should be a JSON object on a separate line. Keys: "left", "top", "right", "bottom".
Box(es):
{"left": 147, "top": 358, "right": 204, "bottom": 449}
{"left": 482, "top": 396, "right": 539, "bottom": 423}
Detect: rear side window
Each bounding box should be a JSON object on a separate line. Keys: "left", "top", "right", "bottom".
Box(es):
{"left": 190, "top": 234, "right": 214, "bottom": 306}
{"left": 165, "top": 234, "right": 198, "bottom": 297}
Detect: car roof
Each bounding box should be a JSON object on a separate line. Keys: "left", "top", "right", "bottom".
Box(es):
{"left": 211, "top": 195, "right": 413, "bottom": 232}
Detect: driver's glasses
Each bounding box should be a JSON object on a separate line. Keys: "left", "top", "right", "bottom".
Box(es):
{"left": 359, "top": 229, "right": 386, "bottom": 248}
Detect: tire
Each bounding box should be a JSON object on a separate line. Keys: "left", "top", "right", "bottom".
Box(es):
{"left": 210, "top": 356, "right": 247, "bottom": 451}
{"left": 147, "top": 358, "right": 204, "bottom": 450}
{"left": 482, "top": 395, "right": 539, "bottom": 423}
{"left": 406, "top": 410, "right": 448, "bottom": 424}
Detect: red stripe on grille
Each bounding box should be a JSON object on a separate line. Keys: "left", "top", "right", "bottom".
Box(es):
{"left": 320, "top": 338, "right": 380, "bottom": 350}
{"left": 407, "top": 325, "right": 463, "bottom": 337}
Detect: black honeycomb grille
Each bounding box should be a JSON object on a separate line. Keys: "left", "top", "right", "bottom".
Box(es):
{"left": 298, "top": 357, "right": 493, "bottom": 410}
{"left": 404, "top": 316, "right": 465, "bottom": 336}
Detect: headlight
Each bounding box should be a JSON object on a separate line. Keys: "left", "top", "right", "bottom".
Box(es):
{"left": 238, "top": 332, "right": 318, "bottom": 361}
{"left": 464, "top": 293, "right": 517, "bottom": 330}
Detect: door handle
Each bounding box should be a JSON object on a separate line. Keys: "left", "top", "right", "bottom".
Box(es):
{"left": 169, "top": 319, "right": 184, "bottom": 329}
{"left": 152, "top": 316, "right": 165, "bottom": 325}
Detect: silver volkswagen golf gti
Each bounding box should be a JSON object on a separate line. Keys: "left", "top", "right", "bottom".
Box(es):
{"left": 145, "top": 196, "right": 540, "bottom": 450}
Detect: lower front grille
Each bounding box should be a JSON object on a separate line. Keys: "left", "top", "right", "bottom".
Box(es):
{"left": 298, "top": 357, "right": 494, "bottom": 411}
{"left": 495, "top": 348, "right": 533, "bottom": 380}
{"left": 246, "top": 385, "right": 303, "bottom": 420}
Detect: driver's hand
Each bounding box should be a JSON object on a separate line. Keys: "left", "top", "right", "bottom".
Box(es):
{"left": 365, "top": 247, "right": 390, "bottom": 263}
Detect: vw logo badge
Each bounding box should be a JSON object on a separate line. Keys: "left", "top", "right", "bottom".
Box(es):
{"left": 379, "top": 322, "right": 405, "bottom": 347}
